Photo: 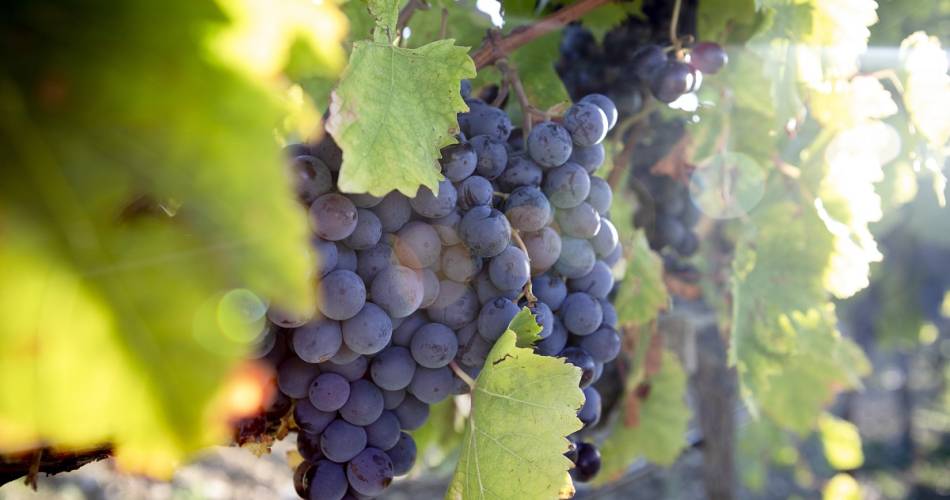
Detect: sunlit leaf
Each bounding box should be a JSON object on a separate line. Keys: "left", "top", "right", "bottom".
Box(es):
{"left": 818, "top": 413, "right": 864, "bottom": 470}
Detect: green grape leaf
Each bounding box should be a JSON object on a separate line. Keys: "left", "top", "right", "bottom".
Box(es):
{"left": 696, "top": 0, "right": 758, "bottom": 42}
{"left": 508, "top": 307, "right": 544, "bottom": 347}
{"left": 0, "top": 1, "right": 321, "bottom": 475}
{"left": 326, "top": 39, "right": 476, "bottom": 196}
{"left": 581, "top": 1, "right": 644, "bottom": 42}
{"left": 407, "top": 0, "right": 493, "bottom": 49}
{"left": 596, "top": 351, "right": 689, "bottom": 484}
{"left": 447, "top": 327, "right": 584, "bottom": 499}
{"left": 614, "top": 232, "right": 668, "bottom": 326}
{"left": 509, "top": 32, "right": 571, "bottom": 110}
{"left": 818, "top": 413, "right": 864, "bottom": 470}
{"left": 731, "top": 198, "right": 870, "bottom": 433}
{"left": 413, "top": 399, "right": 464, "bottom": 469}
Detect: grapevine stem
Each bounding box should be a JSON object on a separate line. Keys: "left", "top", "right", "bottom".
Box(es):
{"left": 510, "top": 230, "right": 538, "bottom": 305}
{"left": 439, "top": 7, "right": 449, "bottom": 39}
{"left": 471, "top": 0, "right": 614, "bottom": 69}
{"left": 669, "top": 0, "right": 683, "bottom": 50}
{"left": 449, "top": 360, "right": 477, "bottom": 389}
{"left": 496, "top": 58, "right": 546, "bottom": 135}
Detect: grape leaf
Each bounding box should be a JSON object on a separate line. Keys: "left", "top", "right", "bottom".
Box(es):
{"left": 0, "top": 1, "right": 323, "bottom": 475}
{"left": 407, "top": 0, "right": 494, "bottom": 49}
{"left": 731, "top": 198, "right": 870, "bottom": 433}
{"left": 326, "top": 39, "right": 476, "bottom": 196}
{"left": 614, "top": 232, "right": 668, "bottom": 326}
{"left": 412, "top": 399, "right": 464, "bottom": 469}
{"left": 595, "top": 351, "right": 689, "bottom": 484}
{"left": 509, "top": 32, "right": 571, "bottom": 110}
{"left": 368, "top": 0, "right": 403, "bottom": 43}
{"left": 508, "top": 308, "right": 544, "bottom": 347}
{"left": 447, "top": 327, "right": 584, "bottom": 499}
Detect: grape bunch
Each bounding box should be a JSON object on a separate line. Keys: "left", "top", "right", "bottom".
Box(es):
{"left": 245, "top": 89, "right": 622, "bottom": 499}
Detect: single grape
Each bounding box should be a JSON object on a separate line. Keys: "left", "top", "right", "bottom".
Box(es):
{"left": 477, "top": 296, "right": 520, "bottom": 342}
{"left": 504, "top": 186, "right": 552, "bottom": 232}
{"left": 381, "top": 389, "right": 405, "bottom": 410}
{"left": 356, "top": 243, "right": 397, "bottom": 283}
{"left": 309, "top": 372, "right": 350, "bottom": 412}
{"left": 457, "top": 321, "right": 493, "bottom": 367}
{"left": 560, "top": 293, "right": 603, "bottom": 336}
{"left": 339, "top": 303, "right": 391, "bottom": 357}
{"left": 568, "top": 261, "right": 614, "bottom": 299}
{"left": 527, "top": 122, "right": 573, "bottom": 168}
{"left": 579, "top": 94, "right": 618, "bottom": 130}
{"left": 365, "top": 411, "right": 401, "bottom": 451}
{"left": 410, "top": 179, "right": 457, "bottom": 218}
{"left": 340, "top": 379, "right": 384, "bottom": 426}
{"left": 531, "top": 273, "right": 568, "bottom": 310}
{"left": 277, "top": 357, "right": 318, "bottom": 399}
{"left": 292, "top": 155, "right": 334, "bottom": 205}
{"left": 393, "top": 395, "right": 429, "bottom": 430}
{"left": 676, "top": 231, "right": 699, "bottom": 257}
{"left": 318, "top": 270, "right": 366, "bottom": 321}
{"left": 294, "top": 399, "right": 336, "bottom": 436}
{"left": 578, "top": 386, "right": 601, "bottom": 427}
{"left": 459, "top": 206, "right": 511, "bottom": 258}
{"left": 599, "top": 299, "right": 618, "bottom": 329}
{"left": 458, "top": 175, "right": 494, "bottom": 210}
{"left": 654, "top": 215, "right": 686, "bottom": 250}
{"left": 408, "top": 366, "right": 454, "bottom": 404}
{"left": 308, "top": 460, "right": 348, "bottom": 500}
{"left": 313, "top": 137, "right": 343, "bottom": 171}
{"left": 327, "top": 342, "right": 361, "bottom": 365}
{"left": 526, "top": 301, "right": 555, "bottom": 339}
{"left": 473, "top": 269, "right": 519, "bottom": 304}
{"left": 320, "top": 419, "right": 367, "bottom": 463}
{"left": 569, "top": 143, "right": 605, "bottom": 173}
{"left": 521, "top": 227, "right": 562, "bottom": 274}
{"left": 440, "top": 142, "right": 477, "bottom": 182}
{"left": 578, "top": 326, "right": 621, "bottom": 363}
{"left": 470, "top": 135, "right": 508, "bottom": 179}
{"left": 312, "top": 237, "right": 340, "bottom": 277}
{"left": 370, "top": 265, "right": 423, "bottom": 318}
{"left": 543, "top": 162, "right": 591, "bottom": 209}
{"left": 554, "top": 237, "right": 596, "bottom": 278}
{"left": 371, "top": 191, "right": 412, "bottom": 233}
{"left": 393, "top": 221, "right": 442, "bottom": 269}
{"left": 586, "top": 176, "right": 612, "bottom": 215}
{"left": 343, "top": 209, "right": 382, "bottom": 250}
{"left": 465, "top": 104, "right": 513, "bottom": 141}
{"left": 391, "top": 311, "right": 427, "bottom": 347}
{"left": 347, "top": 447, "right": 395, "bottom": 497}
{"left": 555, "top": 202, "right": 601, "bottom": 239}
{"left": 650, "top": 60, "right": 694, "bottom": 103}
{"left": 497, "top": 155, "right": 544, "bottom": 191}
{"left": 410, "top": 323, "right": 458, "bottom": 368}
{"left": 535, "top": 318, "right": 568, "bottom": 356}
{"left": 293, "top": 320, "right": 343, "bottom": 363}
{"left": 563, "top": 102, "right": 608, "bottom": 147}
{"left": 425, "top": 280, "right": 479, "bottom": 329}
{"left": 310, "top": 193, "right": 359, "bottom": 241}
{"left": 370, "top": 346, "right": 416, "bottom": 391}
{"left": 572, "top": 442, "right": 601, "bottom": 482}
{"left": 690, "top": 41, "right": 728, "bottom": 74}
{"left": 416, "top": 268, "right": 441, "bottom": 308}
{"left": 430, "top": 210, "right": 462, "bottom": 246}
{"left": 488, "top": 245, "right": 530, "bottom": 292}
{"left": 387, "top": 433, "right": 418, "bottom": 476}
{"left": 335, "top": 244, "right": 358, "bottom": 272}
{"left": 441, "top": 245, "right": 483, "bottom": 283}
{"left": 631, "top": 44, "right": 666, "bottom": 81}
{"left": 559, "top": 346, "right": 596, "bottom": 388}
{"left": 323, "top": 353, "right": 369, "bottom": 379}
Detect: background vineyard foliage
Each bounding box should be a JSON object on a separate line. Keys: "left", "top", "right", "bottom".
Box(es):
{"left": 0, "top": 0, "right": 947, "bottom": 498}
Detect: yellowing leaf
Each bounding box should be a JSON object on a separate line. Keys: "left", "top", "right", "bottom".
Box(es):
{"left": 213, "top": 0, "right": 348, "bottom": 78}
{"left": 596, "top": 351, "right": 689, "bottom": 484}
{"left": 823, "top": 473, "right": 861, "bottom": 500}
{"left": 327, "top": 39, "right": 476, "bottom": 196}
{"left": 447, "top": 328, "right": 584, "bottom": 499}
{"left": 818, "top": 414, "right": 864, "bottom": 470}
